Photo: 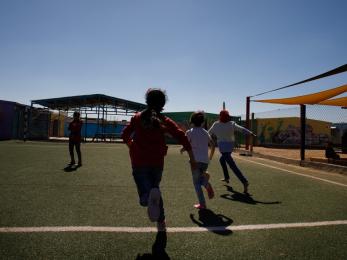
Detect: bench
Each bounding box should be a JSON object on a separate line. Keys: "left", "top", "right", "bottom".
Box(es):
{"left": 92, "top": 133, "right": 122, "bottom": 142}
{"left": 310, "top": 157, "right": 347, "bottom": 167}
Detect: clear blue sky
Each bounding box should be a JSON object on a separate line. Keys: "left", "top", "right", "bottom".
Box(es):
{"left": 1, "top": 0, "right": 347, "bottom": 116}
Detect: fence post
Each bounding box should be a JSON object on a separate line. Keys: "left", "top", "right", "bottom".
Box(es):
{"left": 300, "top": 104, "right": 306, "bottom": 161}
{"left": 246, "top": 96, "right": 250, "bottom": 150}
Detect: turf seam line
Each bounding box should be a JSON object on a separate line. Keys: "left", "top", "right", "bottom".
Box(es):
{"left": 1, "top": 220, "right": 347, "bottom": 233}
{"left": 235, "top": 155, "right": 347, "bottom": 188}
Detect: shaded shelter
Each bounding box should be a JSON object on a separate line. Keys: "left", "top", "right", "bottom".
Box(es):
{"left": 254, "top": 84, "right": 347, "bottom": 105}
{"left": 318, "top": 97, "right": 347, "bottom": 107}
{"left": 31, "top": 94, "right": 146, "bottom": 141}
{"left": 252, "top": 84, "right": 347, "bottom": 160}
{"left": 245, "top": 64, "right": 347, "bottom": 150}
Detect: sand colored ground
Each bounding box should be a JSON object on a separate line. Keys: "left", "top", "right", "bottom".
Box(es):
{"left": 247, "top": 146, "right": 347, "bottom": 160}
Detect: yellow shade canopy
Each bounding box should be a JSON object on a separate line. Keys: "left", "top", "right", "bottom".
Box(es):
{"left": 317, "top": 96, "right": 347, "bottom": 107}
{"left": 254, "top": 84, "right": 347, "bottom": 105}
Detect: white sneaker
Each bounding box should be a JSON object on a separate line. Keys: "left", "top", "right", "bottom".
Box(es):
{"left": 148, "top": 188, "right": 161, "bottom": 222}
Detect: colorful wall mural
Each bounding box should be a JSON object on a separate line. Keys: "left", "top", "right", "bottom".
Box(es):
{"left": 50, "top": 112, "right": 67, "bottom": 137}
{"left": 256, "top": 117, "right": 331, "bottom": 146}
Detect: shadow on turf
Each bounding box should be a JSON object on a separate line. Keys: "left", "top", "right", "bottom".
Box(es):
{"left": 190, "top": 209, "right": 233, "bottom": 235}
{"left": 63, "top": 165, "right": 81, "bottom": 172}
{"left": 221, "top": 185, "right": 281, "bottom": 205}
{"left": 136, "top": 231, "right": 170, "bottom": 259}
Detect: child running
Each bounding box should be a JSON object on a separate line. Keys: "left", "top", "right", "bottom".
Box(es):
{"left": 208, "top": 109, "right": 256, "bottom": 194}
{"left": 121, "top": 88, "right": 196, "bottom": 231}
{"left": 181, "top": 111, "right": 215, "bottom": 209}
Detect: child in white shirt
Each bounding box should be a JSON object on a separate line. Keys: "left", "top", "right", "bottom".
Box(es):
{"left": 209, "top": 109, "right": 255, "bottom": 193}
{"left": 182, "top": 111, "right": 215, "bottom": 209}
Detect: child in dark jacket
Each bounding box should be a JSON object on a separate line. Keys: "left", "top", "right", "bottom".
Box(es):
{"left": 68, "top": 111, "right": 83, "bottom": 166}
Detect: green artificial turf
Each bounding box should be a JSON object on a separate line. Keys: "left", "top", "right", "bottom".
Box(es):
{"left": 1, "top": 141, "right": 346, "bottom": 259}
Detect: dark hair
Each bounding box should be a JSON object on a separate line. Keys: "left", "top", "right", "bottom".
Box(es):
{"left": 141, "top": 88, "right": 167, "bottom": 129}
{"left": 145, "top": 88, "right": 167, "bottom": 112}
{"left": 190, "top": 111, "right": 205, "bottom": 127}
{"left": 73, "top": 112, "right": 80, "bottom": 118}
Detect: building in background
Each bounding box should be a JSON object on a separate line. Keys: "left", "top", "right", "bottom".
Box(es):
{"left": 0, "top": 100, "right": 28, "bottom": 140}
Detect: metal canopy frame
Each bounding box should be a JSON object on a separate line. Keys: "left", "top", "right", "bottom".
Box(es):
{"left": 31, "top": 94, "right": 146, "bottom": 141}
{"left": 31, "top": 94, "right": 146, "bottom": 115}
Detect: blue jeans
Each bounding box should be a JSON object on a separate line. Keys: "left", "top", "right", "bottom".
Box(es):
{"left": 132, "top": 167, "right": 165, "bottom": 222}
{"left": 219, "top": 152, "right": 248, "bottom": 184}
{"left": 192, "top": 162, "right": 209, "bottom": 206}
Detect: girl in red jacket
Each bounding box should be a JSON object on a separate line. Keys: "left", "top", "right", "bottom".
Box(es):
{"left": 122, "top": 89, "right": 196, "bottom": 231}
{"left": 68, "top": 111, "right": 83, "bottom": 166}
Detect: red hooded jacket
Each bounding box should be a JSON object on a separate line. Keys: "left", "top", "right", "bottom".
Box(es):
{"left": 122, "top": 112, "right": 192, "bottom": 169}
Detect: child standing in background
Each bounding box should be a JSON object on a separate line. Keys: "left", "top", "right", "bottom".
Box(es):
{"left": 68, "top": 111, "right": 83, "bottom": 167}
{"left": 181, "top": 111, "right": 215, "bottom": 209}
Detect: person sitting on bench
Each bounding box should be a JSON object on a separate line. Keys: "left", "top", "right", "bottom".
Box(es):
{"left": 325, "top": 141, "right": 340, "bottom": 160}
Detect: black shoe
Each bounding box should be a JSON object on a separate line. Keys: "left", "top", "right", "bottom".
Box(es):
{"left": 243, "top": 182, "right": 249, "bottom": 194}
{"left": 221, "top": 178, "right": 230, "bottom": 183}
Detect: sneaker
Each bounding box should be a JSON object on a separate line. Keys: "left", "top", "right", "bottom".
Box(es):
{"left": 69, "top": 161, "right": 75, "bottom": 166}
{"left": 243, "top": 182, "right": 249, "bottom": 194}
{"left": 194, "top": 203, "right": 206, "bottom": 209}
{"left": 157, "top": 220, "right": 167, "bottom": 232}
{"left": 206, "top": 183, "right": 215, "bottom": 199}
{"left": 220, "top": 178, "right": 230, "bottom": 183}
{"left": 148, "top": 188, "right": 161, "bottom": 222}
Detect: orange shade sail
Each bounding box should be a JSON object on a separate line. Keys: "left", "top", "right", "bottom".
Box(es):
{"left": 253, "top": 84, "right": 347, "bottom": 105}
{"left": 317, "top": 96, "right": 347, "bottom": 107}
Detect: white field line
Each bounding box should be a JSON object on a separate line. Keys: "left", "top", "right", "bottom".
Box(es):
{"left": 1, "top": 220, "right": 347, "bottom": 233}
{"left": 235, "top": 155, "right": 347, "bottom": 188}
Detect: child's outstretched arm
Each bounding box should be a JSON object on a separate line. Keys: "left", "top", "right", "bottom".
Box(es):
{"left": 234, "top": 122, "right": 256, "bottom": 136}
{"left": 209, "top": 141, "right": 215, "bottom": 160}
{"left": 121, "top": 116, "right": 135, "bottom": 149}
{"left": 208, "top": 134, "right": 216, "bottom": 160}
{"left": 164, "top": 117, "right": 197, "bottom": 170}
{"left": 187, "top": 149, "right": 197, "bottom": 171}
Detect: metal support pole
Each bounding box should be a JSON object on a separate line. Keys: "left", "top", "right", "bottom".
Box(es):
{"left": 96, "top": 104, "right": 100, "bottom": 135}
{"left": 245, "top": 96, "right": 250, "bottom": 150}
{"left": 24, "top": 105, "right": 30, "bottom": 141}
{"left": 85, "top": 113, "right": 88, "bottom": 142}
{"left": 58, "top": 109, "right": 61, "bottom": 137}
{"left": 300, "top": 104, "right": 306, "bottom": 161}
{"left": 250, "top": 112, "right": 255, "bottom": 153}
{"left": 102, "top": 104, "right": 105, "bottom": 134}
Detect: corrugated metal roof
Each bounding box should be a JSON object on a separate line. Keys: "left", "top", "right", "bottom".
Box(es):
{"left": 31, "top": 94, "right": 146, "bottom": 112}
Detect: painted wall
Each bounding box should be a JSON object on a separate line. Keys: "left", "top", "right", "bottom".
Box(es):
{"left": 256, "top": 117, "right": 331, "bottom": 146}
{"left": 64, "top": 120, "right": 127, "bottom": 138}
{"left": 50, "top": 112, "right": 67, "bottom": 137}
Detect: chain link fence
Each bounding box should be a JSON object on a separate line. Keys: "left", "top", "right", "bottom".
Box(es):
{"left": 250, "top": 105, "right": 346, "bottom": 150}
